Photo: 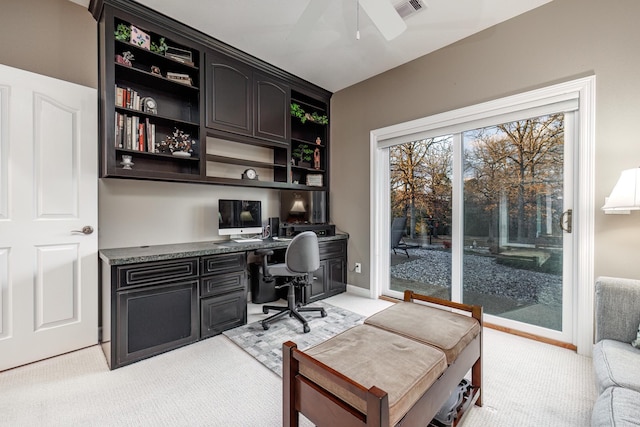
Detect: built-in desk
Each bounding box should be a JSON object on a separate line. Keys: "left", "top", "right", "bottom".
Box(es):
{"left": 99, "top": 234, "right": 348, "bottom": 369}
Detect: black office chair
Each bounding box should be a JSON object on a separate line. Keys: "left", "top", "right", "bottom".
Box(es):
{"left": 254, "top": 231, "right": 326, "bottom": 333}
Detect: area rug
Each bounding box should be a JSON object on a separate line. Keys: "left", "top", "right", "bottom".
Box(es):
{"left": 223, "top": 301, "right": 365, "bottom": 376}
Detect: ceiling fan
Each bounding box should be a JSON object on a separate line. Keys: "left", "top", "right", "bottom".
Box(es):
{"left": 358, "top": 0, "right": 408, "bottom": 41}
{"left": 287, "top": 0, "right": 426, "bottom": 43}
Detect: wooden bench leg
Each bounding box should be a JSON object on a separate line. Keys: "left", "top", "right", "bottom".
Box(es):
{"left": 283, "top": 341, "right": 299, "bottom": 427}
{"left": 472, "top": 305, "right": 483, "bottom": 407}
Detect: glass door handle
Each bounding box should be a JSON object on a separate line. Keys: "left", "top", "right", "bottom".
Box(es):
{"left": 560, "top": 209, "right": 572, "bottom": 233}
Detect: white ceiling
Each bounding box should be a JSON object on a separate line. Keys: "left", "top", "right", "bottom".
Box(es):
{"left": 75, "top": 0, "right": 551, "bottom": 92}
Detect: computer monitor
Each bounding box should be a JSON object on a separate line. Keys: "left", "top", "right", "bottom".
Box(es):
{"left": 218, "top": 199, "right": 262, "bottom": 237}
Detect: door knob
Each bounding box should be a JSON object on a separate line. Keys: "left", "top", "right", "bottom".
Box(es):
{"left": 71, "top": 226, "right": 94, "bottom": 235}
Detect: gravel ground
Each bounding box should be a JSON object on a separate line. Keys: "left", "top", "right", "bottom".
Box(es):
{"left": 390, "top": 248, "right": 562, "bottom": 306}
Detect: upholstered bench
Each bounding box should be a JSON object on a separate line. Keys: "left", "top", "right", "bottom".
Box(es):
{"left": 283, "top": 290, "right": 483, "bottom": 427}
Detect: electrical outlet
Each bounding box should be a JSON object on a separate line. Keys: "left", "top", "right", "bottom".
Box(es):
{"left": 355, "top": 262, "right": 362, "bottom": 273}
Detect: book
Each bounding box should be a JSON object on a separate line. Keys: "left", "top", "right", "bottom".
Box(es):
{"left": 138, "top": 122, "right": 145, "bottom": 151}
{"left": 125, "top": 116, "right": 132, "bottom": 149}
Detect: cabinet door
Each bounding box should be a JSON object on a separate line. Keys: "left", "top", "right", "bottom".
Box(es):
{"left": 200, "top": 289, "right": 247, "bottom": 338}
{"left": 254, "top": 73, "right": 289, "bottom": 144}
{"left": 116, "top": 279, "right": 198, "bottom": 367}
{"left": 327, "top": 258, "right": 346, "bottom": 294}
{"left": 306, "top": 261, "right": 327, "bottom": 303}
{"left": 205, "top": 50, "right": 253, "bottom": 135}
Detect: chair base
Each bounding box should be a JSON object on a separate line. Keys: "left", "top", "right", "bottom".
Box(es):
{"left": 261, "top": 281, "right": 327, "bottom": 333}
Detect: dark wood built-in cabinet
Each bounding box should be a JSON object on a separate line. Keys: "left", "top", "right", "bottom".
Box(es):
{"left": 99, "top": 237, "right": 348, "bottom": 369}
{"left": 91, "top": 0, "right": 331, "bottom": 191}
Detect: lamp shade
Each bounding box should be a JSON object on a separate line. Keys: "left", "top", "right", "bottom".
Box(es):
{"left": 602, "top": 168, "right": 640, "bottom": 211}
{"left": 290, "top": 199, "right": 306, "bottom": 213}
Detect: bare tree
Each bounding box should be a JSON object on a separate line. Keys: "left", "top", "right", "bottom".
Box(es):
{"left": 390, "top": 136, "right": 452, "bottom": 238}
{"left": 465, "top": 114, "right": 564, "bottom": 244}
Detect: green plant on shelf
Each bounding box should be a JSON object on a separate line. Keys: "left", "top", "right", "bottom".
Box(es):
{"left": 290, "top": 103, "right": 328, "bottom": 125}
{"left": 150, "top": 37, "right": 168, "bottom": 55}
{"left": 292, "top": 143, "right": 314, "bottom": 166}
{"left": 114, "top": 23, "right": 131, "bottom": 42}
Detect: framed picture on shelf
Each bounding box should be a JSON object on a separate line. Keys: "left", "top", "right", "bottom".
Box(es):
{"left": 306, "top": 174, "right": 323, "bottom": 187}
{"left": 130, "top": 26, "right": 151, "bottom": 50}
{"left": 165, "top": 46, "right": 194, "bottom": 66}
{"left": 166, "top": 72, "right": 192, "bottom": 86}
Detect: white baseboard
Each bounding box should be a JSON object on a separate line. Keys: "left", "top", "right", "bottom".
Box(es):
{"left": 346, "top": 284, "right": 372, "bottom": 298}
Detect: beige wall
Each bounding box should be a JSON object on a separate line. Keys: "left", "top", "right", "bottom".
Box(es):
{"left": 0, "top": 0, "right": 279, "bottom": 250}
{"left": 332, "top": 0, "right": 640, "bottom": 289}
{"left": 0, "top": 0, "right": 97, "bottom": 88}
{"left": 4, "top": 0, "right": 640, "bottom": 280}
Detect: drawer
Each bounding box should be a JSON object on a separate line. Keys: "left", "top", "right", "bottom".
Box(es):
{"left": 200, "top": 289, "right": 247, "bottom": 339}
{"left": 116, "top": 258, "right": 199, "bottom": 289}
{"left": 200, "top": 271, "right": 246, "bottom": 298}
{"left": 201, "top": 253, "right": 246, "bottom": 275}
{"left": 319, "top": 240, "right": 346, "bottom": 260}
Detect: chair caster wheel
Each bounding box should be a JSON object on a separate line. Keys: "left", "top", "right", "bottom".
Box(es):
{"left": 320, "top": 309, "right": 327, "bottom": 318}
{"left": 303, "top": 325, "right": 310, "bottom": 333}
{"left": 262, "top": 322, "right": 270, "bottom": 330}
{"left": 262, "top": 307, "right": 269, "bottom": 314}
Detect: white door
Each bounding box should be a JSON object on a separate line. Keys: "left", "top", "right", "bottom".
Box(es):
{"left": 0, "top": 64, "right": 98, "bottom": 371}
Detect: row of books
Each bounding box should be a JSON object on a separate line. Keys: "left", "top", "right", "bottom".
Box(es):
{"left": 115, "top": 112, "right": 156, "bottom": 152}
{"left": 115, "top": 85, "right": 143, "bottom": 111}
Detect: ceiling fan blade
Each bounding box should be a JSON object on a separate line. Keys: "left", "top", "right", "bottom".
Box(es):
{"left": 359, "top": 0, "right": 407, "bottom": 41}
{"left": 286, "top": 0, "right": 330, "bottom": 42}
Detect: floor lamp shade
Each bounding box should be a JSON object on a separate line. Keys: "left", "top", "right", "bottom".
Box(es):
{"left": 602, "top": 168, "right": 640, "bottom": 211}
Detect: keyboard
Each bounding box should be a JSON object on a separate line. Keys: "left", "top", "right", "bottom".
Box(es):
{"left": 232, "top": 238, "right": 263, "bottom": 243}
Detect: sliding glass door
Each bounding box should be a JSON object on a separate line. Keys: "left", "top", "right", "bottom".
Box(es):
{"left": 387, "top": 113, "right": 573, "bottom": 339}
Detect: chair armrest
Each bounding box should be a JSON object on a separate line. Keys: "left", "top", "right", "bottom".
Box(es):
{"left": 254, "top": 248, "right": 274, "bottom": 257}
{"left": 595, "top": 276, "right": 640, "bottom": 343}
{"left": 254, "top": 249, "right": 275, "bottom": 282}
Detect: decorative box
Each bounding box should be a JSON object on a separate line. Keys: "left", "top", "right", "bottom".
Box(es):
{"left": 130, "top": 26, "right": 151, "bottom": 50}
{"left": 306, "top": 174, "right": 323, "bottom": 187}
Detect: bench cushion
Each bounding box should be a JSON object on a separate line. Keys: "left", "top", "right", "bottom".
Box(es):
{"left": 364, "top": 301, "right": 481, "bottom": 364}
{"left": 301, "top": 324, "right": 447, "bottom": 426}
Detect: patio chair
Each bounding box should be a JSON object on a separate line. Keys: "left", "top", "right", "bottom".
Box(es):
{"left": 391, "top": 217, "right": 418, "bottom": 258}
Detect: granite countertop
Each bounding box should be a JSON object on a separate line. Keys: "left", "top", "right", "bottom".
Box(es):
{"left": 99, "top": 233, "right": 349, "bottom": 265}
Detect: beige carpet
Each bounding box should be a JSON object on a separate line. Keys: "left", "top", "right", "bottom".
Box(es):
{"left": 462, "top": 328, "right": 596, "bottom": 426}
{"left": 0, "top": 296, "right": 596, "bottom": 426}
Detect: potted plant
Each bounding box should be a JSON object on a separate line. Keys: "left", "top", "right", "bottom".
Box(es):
{"left": 150, "top": 37, "right": 168, "bottom": 55}
{"left": 291, "top": 103, "right": 306, "bottom": 122}
{"left": 292, "top": 143, "right": 314, "bottom": 168}
{"left": 290, "top": 103, "right": 328, "bottom": 125}
{"left": 114, "top": 23, "right": 131, "bottom": 42}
